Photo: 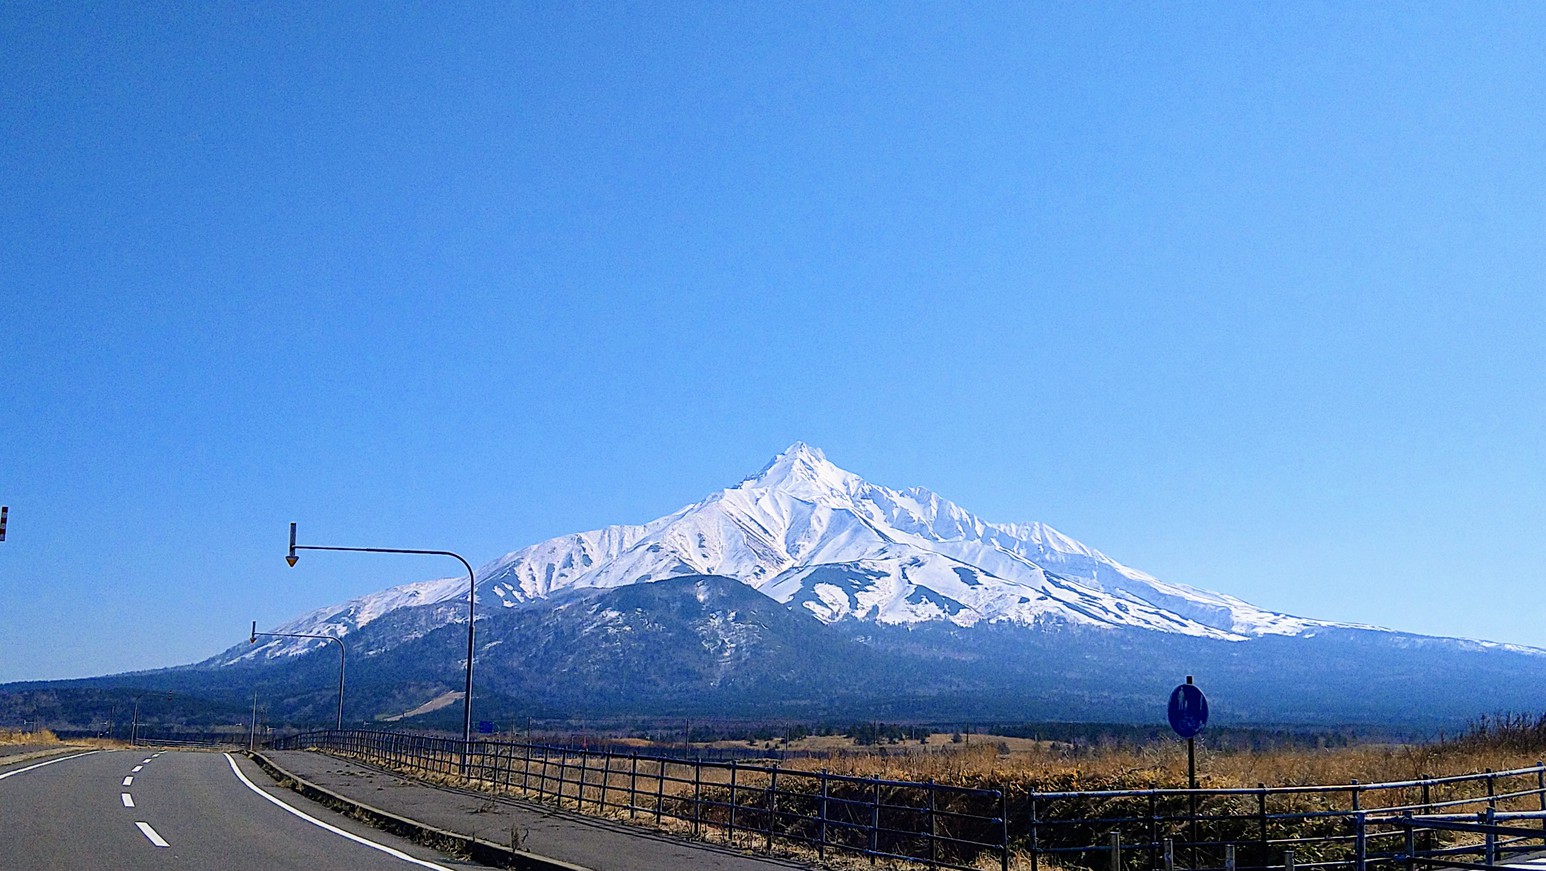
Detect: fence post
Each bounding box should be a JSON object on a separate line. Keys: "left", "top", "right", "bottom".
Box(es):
{"left": 1421, "top": 776, "right": 1433, "bottom": 856}
{"left": 655, "top": 759, "right": 666, "bottom": 826}
{"left": 728, "top": 761, "right": 739, "bottom": 846}
{"left": 1483, "top": 809, "right": 1496, "bottom": 867}
{"left": 567, "top": 751, "right": 578, "bottom": 808}
{"left": 1402, "top": 812, "right": 1416, "bottom": 871}
{"left": 1537, "top": 763, "right": 1545, "bottom": 847}
{"left": 578, "top": 748, "right": 590, "bottom": 811}
{"left": 1111, "top": 831, "right": 1122, "bottom": 871}
{"left": 818, "top": 769, "right": 829, "bottom": 862}
{"left": 1164, "top": 837, "right": 1174, "bottom": 871}
{"left": 1001, "top": 789, "right": 1010, "bottom": 871}
{"left": 1351, "top": 783, "right": 1364, "bottom": 871}
{"left": 692, "top": 760, "right": 702, "bottom": 838}
{"left": 1150, "top": 792, "right": 1160, "bottom": 871}
{"left": 1030, "top": 794, "right": 1040, "bottom": 871}
{"left": 1486, "top": 769, "right": 1497, "bottom": 811}
{"left": 767, "top": 766, "right": 779, "bottom": 853}
{"left": 600, "top": 751, "right": 612, "bottom": 814}
{"left": 1258, "top": 784, "right": 1269, "bottom": 871}
{"left": 927, "top": 778, "right": 938, "bottom": 869}
{"left": 630, "top": 753, "right": 639, "bottom": 819}
{"left": 1284, "top": 848, "right": 1294, "bottom": 871}
{"left": 869, "top": 778, "right": 880, "bottom": 864}
{"left": 1225, "top": 844, "right": 1235, "bottom": 871}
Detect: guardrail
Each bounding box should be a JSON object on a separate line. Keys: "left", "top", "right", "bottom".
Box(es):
{"left": 275, "top": 729, "right": 1546, "bottom": 871}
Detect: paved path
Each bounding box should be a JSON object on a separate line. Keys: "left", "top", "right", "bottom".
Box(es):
{"left": 0, "top": 747, "right": 481, "bottom": 870}
{"left": 264, "top": 749, "right": 818, "bottom": 871}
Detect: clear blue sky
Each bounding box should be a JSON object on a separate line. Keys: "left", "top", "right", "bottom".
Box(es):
{"left": 3, "top": 3, "right": 1542, "bottom": 682}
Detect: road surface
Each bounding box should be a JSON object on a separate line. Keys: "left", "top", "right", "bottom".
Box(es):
{"left": 0, "top": 748, "right": 480, "bottom": 870}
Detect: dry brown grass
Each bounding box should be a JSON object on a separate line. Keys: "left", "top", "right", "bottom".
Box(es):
{"left": 0, "top": 729, "right": 136, "bottom": 752}
{"left": 771, "top": 733, "right": 1546, "bottom": 794}
{"left": 0, "top": 729, "right": 60, "bottom": 747}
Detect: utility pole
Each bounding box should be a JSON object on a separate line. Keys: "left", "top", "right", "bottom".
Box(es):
{"left": 1, "top": 505, "right": 9, "bottom": 541}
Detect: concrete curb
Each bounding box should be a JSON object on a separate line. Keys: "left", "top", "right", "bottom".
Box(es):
{"left": 247, "top": 750, "right": 593, "bottom": 871}
{"left": 0, "top": 746, "right": 92, "bottom": 767}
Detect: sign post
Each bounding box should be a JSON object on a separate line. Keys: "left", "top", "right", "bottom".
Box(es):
{"left": 1168, "top": 675, "right": 1209, "bottom": 867}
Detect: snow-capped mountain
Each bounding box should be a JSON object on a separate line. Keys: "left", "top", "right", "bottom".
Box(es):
{"left": 236, "top": 442, "right": 1372, "bottom": 663}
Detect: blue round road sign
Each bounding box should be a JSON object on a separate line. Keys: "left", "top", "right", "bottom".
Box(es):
{"left": 1167, "top": 683, "right": 1209, "bottom": 738}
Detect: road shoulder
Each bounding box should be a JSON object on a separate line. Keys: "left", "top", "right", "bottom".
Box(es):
{"left": 251, "top": 750, "right": 817, "bottom": 871}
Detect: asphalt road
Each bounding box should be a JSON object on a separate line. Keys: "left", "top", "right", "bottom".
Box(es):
{"left": 0, "top": 748, "right": 482, "bottom": 870}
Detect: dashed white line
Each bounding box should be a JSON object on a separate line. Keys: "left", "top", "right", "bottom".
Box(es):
{"left": 222, "top": 754, "right": 454, "bottom": 869}
{"left": 121, "top": 793, "right": 135, "bottom": 808}
{"left": 131, "top": 765, "right": 143, "bottom": 772}
{"left": 0, "top": 750, "right": 100, "bottom": 780}
{"left": 135, "top": 821, "right": 169, "bottom": 847}
{"left": 141, "top": 759, "right": 152, "bottom": 764}
{"left": 122, "top": 776, "right": 133, "bottom": 787}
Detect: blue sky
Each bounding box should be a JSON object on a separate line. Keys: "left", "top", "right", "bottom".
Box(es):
{"left": 2, "top": 3, "right": 1542, "bottom": 682}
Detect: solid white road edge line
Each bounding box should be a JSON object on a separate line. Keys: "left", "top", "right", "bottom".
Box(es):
{"left": 122, "top": 793, "right": 135, "bottom": 808}
{"left": 222, "top": 754, "right": 455, "bottom": 871}
{"left": 0, "top": 750, "right": 100, "bottom": 780}
{"left": 135, "top": 821, "right": 170, "bottom": 847}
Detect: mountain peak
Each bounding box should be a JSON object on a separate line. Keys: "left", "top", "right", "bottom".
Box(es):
{"left": 737, "top": 442, "right": 863, "bottom": 500}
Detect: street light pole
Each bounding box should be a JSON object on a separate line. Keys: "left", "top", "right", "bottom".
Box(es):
{"left": 286, "top": 523, "right": 478, "bottom": 772}
{"left": 249, "top": 621, "right": 347, "bottom": 730}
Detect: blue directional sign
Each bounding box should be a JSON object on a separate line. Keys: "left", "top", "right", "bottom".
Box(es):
{"left": 1167, "top": 682, "right": 1209, "bottom": 738}
{"left": 477, "top": 720, "right": 494, "bottom": 734}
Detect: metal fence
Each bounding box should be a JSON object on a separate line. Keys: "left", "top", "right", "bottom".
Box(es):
{"left": 273, "top": 730, "right": 1546, "bottom": 871}
{"left": 277, "top": 728, "right": 1008, "bottom": 870}
{"left": 1012, "top": 766, "right": 1546, "bottom": 871}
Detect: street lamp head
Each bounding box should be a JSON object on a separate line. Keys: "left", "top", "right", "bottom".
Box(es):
{"left": 287, "top": 522, "right": 298, "bottom": 566}
{"left": 285, "top": 554, "right": 299, "bottom": 567}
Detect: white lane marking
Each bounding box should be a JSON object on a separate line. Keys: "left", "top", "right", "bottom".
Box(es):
{"left": 132, "top": 765, "right": 143, "bottom": 772}
{"left": 122, "top": 793, "right": 135, "bottom": 808}
{"left": 152, "top": 753, "right": 162, "bottom": 758}
{"left": 141, "top": 759, "right": 152, "bottom": 764}
{"left": 123, "top": 776, "right": 134, "bottom": 786}
{"left": 222, "top": 754, "right": 454, "bottom": 870}
{"left": 135, "top": 821, "right": 169, "bottom": 847}
{"left": 0, "top": 750, "right": 101, "bottom": 780}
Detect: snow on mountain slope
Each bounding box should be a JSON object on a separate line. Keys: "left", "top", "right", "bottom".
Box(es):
{"left": 238, "top": 442, "right": 1369, "bottom": 662}
{"left": 233, "top": 574, "right": 470, "bottom": 660}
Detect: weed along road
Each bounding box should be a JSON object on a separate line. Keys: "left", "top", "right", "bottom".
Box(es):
{"left": 0, "top": 749, "right": 480, "bottom": 870}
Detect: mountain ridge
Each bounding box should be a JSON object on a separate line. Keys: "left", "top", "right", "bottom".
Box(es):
{"left": 229, "top": 442, "right": 1535, "bottom": 666}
